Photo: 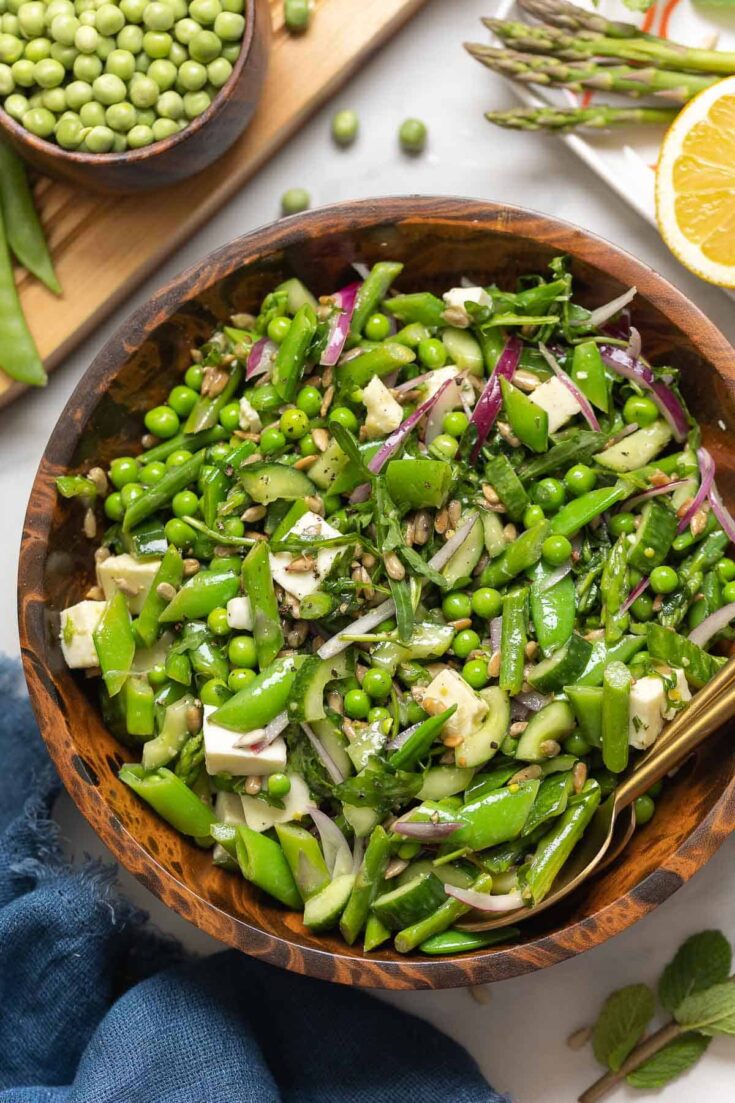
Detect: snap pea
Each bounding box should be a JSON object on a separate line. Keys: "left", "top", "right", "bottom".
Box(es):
{"left": 340, "top": 825, "right": 392, "bottom": 944}
{"left": 139, "top": 426, "right": 228, "bottom": 464}
{"left": 0, "top": 142, "right": 60, "bottom": 294}
{"left": 136, "top": 545, "right": 184, "bottom": 648}
{"left": 384, "top": 291, "right": 444, "bottom": 328}
{"left": 529, "top": 561, "right": 575, "bottom": 656}
{"left": 122, "top": 451, "right": 204, "bottom": 532}
{"left": 242, "top": 540, "right": 283, "bottom": 669}
{"left": 275, "top": 823, "right": 330, "bottom": 902}
{"left": 272, "top": 303, "right": 317, "bottom": 402}
{"left": 124, "top": 675, "right": 156, "bottom": 738}
{"left": 571, "top": 341, "right": 608, "bottom": 412}
{"left": 120, "top": 764, "right": 216, "bottom": 839}
{"left": 363, "top": 911, "right": 392, "bottom": 952}
{"left": 158, "top": 568, "right": 239, "bottom": 623}
{"left": 521, "top": 780, "right": 601, "bottom": 905}
{"left": 93, "top": 591, "right": 135, "bottom": 697}
{"left": 500, "top": 377, "right": 548, "bottom": 453}
{"left": 141, "top": 693, "right": 195, "bottom": 770}
{"left": 499, "top": 586, "right": 529, "bottom": 695}
{"left": 351, "top": 261, "right": 404, "bottom": 336}
{"left": 602, "top": 660, "right": 631, "bottom": 773}
{"left": 210, "top": 655, "right": 299, "bottom": 732}
{"left": 550, "top": 482, "right": 629, "bottom": 537}
{"left": 577, "top": 635, "right": 646, "bottom": 686}
{"left": 601, "top": 535, "right": 629, "bottom": 644}
{"left": 185, "top": 363, "right": 243, "bottom": 433}
{"left": 482, "top": 521, "right": 549, "bottom": 588}
{"left": 0, "top": 202, "right": 45, "bottom": 386}
{"left": 200, "top": 464, "right": 229, "bottom": 528}
{"left": 451, "top": 779, "right": 540, "bottom": 850}
{"left": 236, "top": 824, "right": 302, "bottom": 908}
{"left": 484, "top": 452, "right": 529, "bottom": 521}
{"left": 395, "top": 872, "right": 494, "bottom": 953}
{"left": 518, "top": 430, "right": 609, "bottom": 481}
{"left": 336, "top": 342, "right": 416, "bottom": 389}
{"left": 389, "top": 706, "right": 456, "bottom": 771}
{"left": 418, "top": 926, "right": 520, "bottom": 955}
{"left": 647, "top": 623, "right": 725, "bottom": 689}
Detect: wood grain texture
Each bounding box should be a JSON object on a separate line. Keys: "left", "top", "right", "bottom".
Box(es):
{"left": 18, "top": 197, "right": 735, "bottom": 989}
{"left": 0, "top": 0, "right": 430, "bottom": 407}
{"left": 0, "top": 0, "right": 269, "bottom": 194}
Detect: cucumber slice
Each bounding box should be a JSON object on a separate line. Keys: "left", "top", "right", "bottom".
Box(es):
{"left": 442, "top": 514, "right": 484, "bottom": 586}
{"left": 483, "top": 453, "right": 529, "bottom": 522}
{"left": 481, "top": 510, "right": 506, "bottom": 559}
{"left": 564, "top": 685, "right": 603, "bottom": 748}
{"left": 277, "top": 277, "right": 318, "bottom": 313}
{"left": 456, "top": 685, "right": 510, "bottom": 769}
{"left": 397, "top": 859, "right": 475, "bottom": 890}
{"left": 647, "top": 622, "right": 725, "bottom": 689}
{"left": 289, "top": 652, "right": 350, "bottom": 723}
{"left": 530, "top": 561, "right": 575, "bottom": 657}
{"left": 594, "top": 420, "right": 672, "bottom": 473}
{"left": 308, "top": 440, "right": 350, "bottom": 490}
{"left": 310, "top": 716, "right": 354, "bottom": 778}
{"left": 514, "top": 700, "right": 577, "bottom": 762}
{"left": 343, "top": 803, "right": 379, "bottom": 837}
{"left": 371, "top": 621, "right": 455, "bottom": 674}
{"left": 442, "top": 328, "right": 483, "bottom": 374}
{"left": 529, "top": 634, "right": 593, "bottom": 693}
{"left": 418, "top": 766, "right": 475, "bottom": 801}
{"left": 346, "top": 722, "right": 388, "bottom": 772}
{"left": 303, "top": 873, "right": 356, "bottom": 931}
{"left": 627, "top": 501, "right": 678, "bottom": 573}
{"left": 240, "top": 462, "right": 316, "bottom": 504}
{"left": 370, "top": 871, "right": 447, "bottom": 930}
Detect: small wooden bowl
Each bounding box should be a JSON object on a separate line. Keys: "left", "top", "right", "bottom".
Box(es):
{"left": 19, "top": 197, "right": 735, "bottom": 989}
{"left": 0, "top": 0, "right": 270, "bottom": 194}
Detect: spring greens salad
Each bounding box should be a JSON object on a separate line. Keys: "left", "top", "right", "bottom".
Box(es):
{"left": 56, "top": 259, "right": 735, "bottom": 956}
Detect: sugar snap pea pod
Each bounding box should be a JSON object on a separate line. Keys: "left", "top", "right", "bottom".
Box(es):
{"left": 565, "top": 685, "right": 602, "bottom": 748}
{"left": 165, "top": 650, "right": 192, "bottom": 686}
{"left": 518, "top": 430, "right": 609, "bottom": 481}
{"left": 451, "top": 779, "right": 540, "bottom": 850}
{"left": 578, "top": 635, "right": 645, "bottom": 685}
{"left": 142, "top": 694, "right": 196, "bottom": 770}
{"left": 419, "top": 926, "right": 520, "bottom": 955}
{"left": 529, "top": 561, "right": 575, "bottom": 656}
{"left": 337, "top": 342, "right": 416, "bottom": 389}
{"left": 340, "top": 826, "right": 392, "bottom": 944}
{"left": 602, "top": 660, "right": 631, "bottom": 773}
{"left": 136, "top": 545, "right": 184, "bottom": 648}
{"left": 646, "top": 623, "right": 725, "bottom": 688}
{"left": 389, "top": 706, "right": 457, "bottom": 770}
{"left": 0, "top": 143, "right": 60, "bottom": 294}
{"left": 484, "top": 453, "right": 529, "bottom": 521}
{"left": 275, "top": 823, "right": 330, "bottom": 902}
{"left": 364, "top": 912, "right": 392, "bottom": 952}
{"left": 272, "top": 303, "right": 317, "bottom": 402}
{"left": 550, "top": 482, "right": 630, "bottom": 538}
{"left": 478, "top": 326, "right": 506, "bottom": 373}
{"left": 384, "top": 458, "right": 452, "bottom": 510}
{"left": 122, "top": 451, "right": 205, "bottom": 532}
{"left": 384, "top": 291, "right": 444, "bottom": 328}
{"left": 514, "top": 278, "right": 568, "bottom": 316}
{"left": 140, "top": 426, "right": 229, "bottom": 464}
{"left": 394, "top": 872, "right": 494, "bottom": 953}
{"left": 571, "top": 341, "right": 608, "bottom": 412}
{"left": 185, "top": 362, "right": 243, "bottom": 433}
{"left": 482, "top": 521, "right": 549, "bottom": 588}
{"left": 200, "top": 464, "right": 229, "bottom": 528}
{"left": 182, "top": 622, "right": 229, "bottom": 682}
{"left": 236, "top": 825, "right": 302, "bottom": 908}
{"left": 500, "top": 377, "right": 549, "bottom": 453}
{"left": 499, "top": 586, "right": 529, "bottom": 696}
{"left": 351, "top": 261, "right": 404, "bottom": 336}
{"left": 521, "top": 779, "right": 601, "bottom": 905}
{"left": 627, "top": 501, "right": 678, "bottom": 574}
{"left": 671, "top": 510, "right": 718, "bottom": 554}
{"left": 210, "top": 655, "right": 300, "bottom": 732}
{"left": 601, "top": 535, "right": 629, "bottom": 644}
{"left": 124, "top": 675, "right": 155, "bottom": 737}
{"left": 55, "top": 475, "right": 97, "bottom": 500}
{"left": 0, "top": 205, "right": 46, "bottom": 387}
{"left": 521, "top": 772, "right": 573, "bottom": 837}
{"left": 680, "top": 528, "right": 730, "bottom": 584}
{"left": 120, "top": 764, "right": 216, "bottom": 839}
{"left": 93, "top": 591, "right": 136, "bottom": 697}
{"left": 210, "top": 821, "right": 237, "bottom": 859}
{"left": 242, "top": 540, "right": 284, "bottom": 669}
{"left": 688, "top": 569, "right": 721, "bottom": 630}
{"left": 158, "top": 568, "right": 239, "bottom": 624}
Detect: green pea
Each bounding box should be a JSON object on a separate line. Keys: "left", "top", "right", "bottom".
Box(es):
{"left": 18, "top": 2, "right": 46, "bottom": 37}
{"left": 362, "top": 667, "right": 392, "bottom": 700}
{"left": 116, "top": 23, "right": 143, "bottom": 51}
{"left": 151, "top": 115, "right": 178, "bottom": 139}
{"left": 564, "top": 463, "right": 596, "bottom": 496}
{"left": 144, "top": 404, "right": 180, "bottom": 438}
{"left": 213, "top": 555, "right": 241, "bottom": 573}
{"left": 120, "top": 481, "right": 145, "bottom": 507}
{"left": 25, "top": 104, "right": 61, "bottom": 134}
{"left": 166, "top": 384, "right": 198, "bottom": 417}
{"left": 185, "top": 364, "right": 204, "bottom": 390}
{"left": 299, "top": 433, "right": 317, "bottom": 457}
{"left": 398, "top": 116, "right": 427, "bottom": 153}
{"left": 717, "top": 557, "right": 735, "bottom": 583}
{"left": 55, "top": 113, "right": 84, "bottom": 147}
{"left": 50, "top": 11, "right": 79, "bottom": 43}
{"left": 206, "top": 54, "right": 231, "bottom": 86}
{"left": 188, "top": 26, "right": 219, "bottom": 61}
{"left": 541, "top": 534, "right": 572, "bottom": 566}
{"left": 74, "top": 22, "right": 97, "bottom": 51}
{"left": 221, "top": 0, "right": 244, "bottom": 11}
{"left": 344, "top": 688, "right": 370, "bottom": 720}
{"left": 368, "top": 706, "right": 391, "bottom": 725}
{"left": 143, "top": 0, "right": 174, "bottom": 29}
{"left": 722, "top": 581, "right": 735, "bottom": 604}
{"left": 296, "top": 384, "right": 321, "bottom": 417}
{"left": 522, "top": 504, "right": 545, "bottom": 528}
{"left": 106, "top": 46, "right": 135, "bottom": 78}
{"left": 41, "top": 86, "right": 66, "bottom": 111}
{"left": 24, "top": 37, "right": 52, "bottom": 63}
{"left": 175, "top": 55, "right": 205, "bottom": 89}
{"left": 279, "top": 407, "right": 309, "bottom": 440}
{"left": 417, "top": 337, "right": 446, "bottom": 369}
{"left": 633, "top": 794, "right": 655, "bottom": 826}
{"left": 4, "top": 91, "right": 29, "bottom": 118}
{"left": 143, "top": 28, "right": 171, "bottom": 56}
{"left": 228, "top": 667, "right": 256, "bottom": 692}
{"left": 267, "top": 772, "right": 291, "bottom": 798}
{"left": 12, "top": 58, "right": 35, "bottom": 86}
{"left": 128, "top": 118, "right": 154, "bottom": 147}
{"left": 86, "top": 126, "right": 117, "bottom": 154}
{"left": 631, "top": 593, "right": 653, "bottom": 621}
{"left": 650, "top": 565, "right": 678, "bottom": 595}
{"left": 207, "top": 606, "right": 231, "bottom": 636}
{"left": 453, "top": 628, "right": 481, "bottom": 659}
{"left": 173, "top": 15, "right": 198, "bottom": 42}
{"left": 283, "top": 0, "right": 310, "bottom": 32}
{"left": 437, "top": 410, "right": 466, "bottom": 438}
{"left": 533, "top": 477, "right": 566, "bottom": 513}
{"left": 563, "top": 732, "right": 590, "bottom": 757}
{"left": 331, "top": 107, "right": 358, "bottom": 147}
{"left": 609, "top": 512, "right": 636, "bottom": 537}
{"left": 182, "top": 87, "right": 209, "bottom": 116}
{"left": 92, "top": 70, "right": 125, "bottom": 102}
{"left": 623, "top": 395, "right": 659, "bottom": 427}
{"left": 405, "top": 699, "right": 425, "bottom": 725}
{"left": 34, "top": 56, "right": 64, "bottom": 85}
{"left": 129, "top": 72, "right": 158, "bottom": 105}
{"left": 199, "top": 678, "right": 230, "bottom": 706}
{"left": 120, "top": 0, "right": 147, "bottom": 21}
{"left": 79, "top": 97, "right": 105, "bottom": 125}
{"left": 0, "top": 33, "right": 23, "bottom": 63}
{"left": 329, "top": 406, "right": 358, "bottom": 433}
{"left": 442, "top": 591, "right": 472, "bottom": 621}
{"left": 208, "top": 443, "right": 231, "bottom": 463}
{"left": 106, "top": 100, "right": 136, "bottom": 130}
{"left": 147, "top": 663, "right": 168, "bottom": 687}
{"left": 647, "top": 780, "right": 663, "bottom": 799}
{"left": 157, "top": 88, "right": 184, "bottom": 118}
{"left": 429, "top": 433, "right": 458, "bottom": 460}
{"left": 217, "top": 400, "right": 239, "bottom": 432}
{"left": 73, "top": 50, "right": 101, "bottom": 79}
{"left": 267, "top": 315, "right": 291, "bottom": 343}
{"left": 171, "top": 489, "right": 199, "bottom": 518}
{"left": 94, "top": 2, "right": 124, "bottom": 35}
{"left": 104, "top": 491, "right": 124, "bottom": 520}
{"left": 213, "top": 9, "right": 242, "bottom": 38}
{"left": 164, "top": 517, "right": 195, "bottom": 547}
{"left": 280, "top": 186, "right": 310, "bottom": 215}
{"left": 140, "top": 460, "right": 167, "bottom": 485}
{"left": 461, "top": 658, "right": 487, "bottom": 690}
{"left": 65, "top": 78, "right": 92, "bottom": 107}
{"left": 471, "top": 587, "right": 502, "bottom": 619}
{"left": 228, "top": 634, "right": 257, "bottom": 669}
{"left": 260, "top": 425, "right": 286, "bottom": 455}
{"left": 220, "top": 40, "right": 239, "bottom": 62}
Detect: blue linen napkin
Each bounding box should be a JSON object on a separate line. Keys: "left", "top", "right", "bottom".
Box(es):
{"left": 0, "top": 658, "right": 507, "bottom": 1103}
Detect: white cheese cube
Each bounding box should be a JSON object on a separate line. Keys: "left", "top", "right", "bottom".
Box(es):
{"left": 203, "top": 705, "right": 287, "bottom": 776}
{"left": 240, "top": 774, "right": 311, "bottom": 833}
{"left": 96, "top": 553, "right": 161, "bottom": 614}
{"left": 269, "top": 510, "right": 345, "bottom": 601}
{"left": 59, "top": 600, "right": 106, "bottom": 669}
{"left": 443, "top": 286, "right": 493, "bottom": 311}
{"left": 628, "top": 676, "right": 666, "bottom": 750}
{"left": 226, "top": 595, "right": 254, "bottom": 631}
{"left": 529, "top": 376, "right": 581, "bottom": 434}
{"left": 362, "top": 374, "right": 403, "bottom": 439}
{"left": 662, "top": 667, "right": 692, "bottom": 719}
{"left": 422, "top": 668, "right": 488, "bottom": 743}
{"left": 239, "top": 395, "right": 262, "bottom": 434}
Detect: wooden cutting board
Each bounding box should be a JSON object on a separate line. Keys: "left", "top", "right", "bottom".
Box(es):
{"left": 2, "top": 0, "right": 429, "bottom": 407}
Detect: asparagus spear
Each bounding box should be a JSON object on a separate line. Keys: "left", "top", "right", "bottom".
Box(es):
{"left": 466, "top": 43, "right": 715, "bottom": 104}
{"left": 517, "top": 0, "right": 656, "bottom": 40}
{"left": 484, "top": 105, "right": 679, "bottom": 132}
{"left": 483, "top": 17, "right": 735, "bottom": 74}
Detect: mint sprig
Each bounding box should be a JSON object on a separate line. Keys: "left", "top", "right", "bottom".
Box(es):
{"left": 659, "top": 930, "right": 732, "bottom": 1013}
{"left": 592, "top": 985, "right": 655, "bottom": 1071}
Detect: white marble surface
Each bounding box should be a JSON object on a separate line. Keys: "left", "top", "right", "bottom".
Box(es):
{"left": 3, "top": 1, "right": 735, "bottom": 1099}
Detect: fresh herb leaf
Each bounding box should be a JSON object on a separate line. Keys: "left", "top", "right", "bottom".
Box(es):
{"left": 675, "top": 980, "right": 735, "bottom": 1036}
{"left": 390, "top": 578, "right": 414, "bottom": 643}
{"left": 399, "top": 545, "right": 449, "bottom": 591}
{"left": 335, "top": 763, "right": 423, "bottom": 811}
{"left": 592, "top": 984, "right": 656, "bottom": 1071}
{"left": 328, "top": 422, "right": 371, "bottom": 476}
{"left": 626, "top": 1032, "right": 710, "bottom": 1089}
{"left": 659, "top": 930, "right": 733, "bottom": 1014}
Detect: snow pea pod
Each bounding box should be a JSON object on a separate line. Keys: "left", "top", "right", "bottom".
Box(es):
{"left": 122, "top": 451, "right": 205, "bottom": 532}
{"left": 136, "top": 545, "right": 184, "bottom": 647}
{"left": 647, "top": 623, "right": 725, "bottom": 689}
{"left": 93, "top": 591, "right": 135, "bottom": 697}
{"left": 571, "top": 340, "right": 608, "bottom": 412}
{"left": 272, "top": 303, "right": 317, "bottom": 402}
{"left": 0, "top": 142, "right": 60, "bottom": 294}
{"left": 340, "top": 826, "right": 392, "bottom": 944}
{"left": 181, "top": 621, "right": 229, "bottom": 682}
{"left": 484, "top": 453, "right": 529, "bottom": 521}
{"left": 242, "top": 540, "right": 283, "bottom": 669}
{"left": 521, "top": 780, "right": 601, "bottom": 905}
{"left": 236, "top": 824, "right": 302, "bottom": 908}
{"left": 395, "top": 872, "right": 494, "bottom": 954}
{"left": 451, "top": 779, "right": 540, "bottom": 851}
{"left": 577, "top": 634, "right": 646, "bottom": 686}
{"left": 351, "top": 261, "right": 404, "bottom": 336}
{"left": 519, "top": 430, "right": 609, "bottom": 482}
{"left": 120, "top": 764, "right": 216, "bottom": 839}
{"left": 124, "top": 675, "right": 155, "bottom": 738}
{"left": 56, "top": 475, "right": 97, "bottom": 500}
{"left": 418, "top": 926, "right": 520, "bottom": 955}
{"left": 388, "top": 706, "right": 456, "bottom": 770}
{"left": 601, "top": 535, "right": 629, "bottom": 644}
{"left": 210, "top": 655, "right": 300, "bottom": 733}
{"left": 185, "top": 362, "right": 243, "bottom": 433}
{"left": 200, "top": 464, "right": 229, "bottom": 528}
{"left": 529, "top": 561, "right": 575, "bottom": 656}
{"left": 602, "top": 660, "right": 631, "bottom": 773}
{"left": 140, "top": 426, "right": 228, "bottom": 464}
{"left": 337, "top": 342, "right": 416, "bottom": 389}
{"left": 141, "top": 694, "right": 195, "bottom": 770}
{"left": 499, "top": 586, "right": 529, "bottom": 695}
{"left": 158, "top": 568, "right": 239, "bottom": 624}
{"left": 550, "top": 482, "right": 629, "bottom": 538}
{"left": 482, "top": 521, "right": 549, "bottom": 588}
{"left": 0, "top": 203, "right": 46, "bottom": 386}
{"left": 385, "top": 291, "right": 444, "bottom": 328}
{"left": 275, "top": 823, "right": 330, "bottom": 902}
{"left": 500, "top": 377, "right": 548, "bottom": 453}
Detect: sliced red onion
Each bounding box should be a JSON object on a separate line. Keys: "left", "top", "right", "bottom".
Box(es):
{"left": 352, "top": 261, "right": 371, "bottom": 280}
{"left": 317, "top": 598, "right": 396, "bottom": 660}
{"left": 621, "top": 575, "right": 650, "bottom": 616}
{"left": 600, "top": 346, "right": 688, "bottom": 442}
{"left": 538, "top": 561, "right": 572, "bottom": 593}
{"left": 490, "top": 616, "right": 503, "bottom": 653}
{"left": 586, "top": 286, "right": 637, "bottom": 330}
{"left": 367, "top": 378, "right": 455, "bottom": 474}
{"left": 429, "top": 514, "right": 479, "bottom": 572}
{"left": 511, "top": 699, "right": 530, "bottom": 722}
{"left": 247, "top": 337, "right": 277, "bottom": 380}
{"left": 301, "top": 722, "right": 345, "bottom": 784}
{"left": 688, "top": 602, "right": 735, "bottom": 648}
{"left": 709, "top": 481, "right": 735, "bottom": 544}
{"left": 601, "top": 308, "right": 632, "bottom": 342}
{"left": 426, "top": 378, "right": 462, "bottom": 445}
{"left": 236, "top": 709, "right": 289, "bottom": 751}
{"left": 515, "top": 689, "right": 552, "bottom": 712}
{"left": 320, "top": 281, "right": 360, "bottom": 367}
{"left": 677, "top": 447, "right": 714, "bottom": 534}
{"left": 628, "top": 327, "right": 642, "bottom": 361}
{"left": 446, "top": 885, "right": 526, "bottom": 913}
{"left": 387, "top": 720, "right": 421, "bottom": 752}
{"left": 349, "top": 482, "right": 371, "bottom": 504}
{"left": 393, "top": 820, "right": 462, "bottom": 841}
{"left": 308, "top": 805, "right": 352, "bottom": 878}
{"left": 393, "top": 371, "right": 434, "bottom": 394}
{"left": 605, "top": 421, "right": 639, "bottom": 448}
{"left": 469, "top": 336, "right": 522, "bottom": 461}
{"left": 624, "top": 479, "right": 689, "bottom": 512}
{"left": 539, "top": 344, "right": 600, "bottom": 432}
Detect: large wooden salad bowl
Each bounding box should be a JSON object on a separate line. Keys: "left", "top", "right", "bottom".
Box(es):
{"left": 18, "top": 197, "right": 735, "bottom": 989}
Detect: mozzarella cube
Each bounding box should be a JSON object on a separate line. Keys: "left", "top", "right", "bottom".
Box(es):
{"left": 662, "top": 667, "right": 692, "bottom": 719}
{"left": 239, "top": 395, "right": 262, "bottom": 434}
{"left": 241, "top": 774, "right": 311, "bottom": 833}
{"left": 628, "top": 676, "right": 666, "bottom": 750}
{"left": 443, "top": 286, "right": 493, "bottom": 311}
{"left": 203, "top": 706, "right": 287, "bottom": 776}
{"left": 422, "top": 668, "right": 488, "bottom": 743}
{"left": 362, "top": 374, "right": 403, "bottom": 439}
{"left": 226, "top": 595, "right": 254, "bottom": 631}
{"left": 529, "top": 376, "right": 581, "bottom": 434}
{"left": 59, "top": 600, "right": 106, "bottom": 669}
{"left": 269, "top": 510, "right": 345, "bottom": 601}
{"left": 96, "top": 553, "right": 161, "bottom": 614}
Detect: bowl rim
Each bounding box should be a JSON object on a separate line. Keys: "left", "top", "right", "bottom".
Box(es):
{"left": 19, "top": 195, "right": 735, "bottom": 989}
{"left": 0, "top": 0, "right": 257, "bottom": 168}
